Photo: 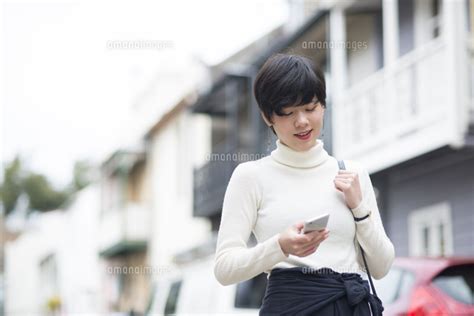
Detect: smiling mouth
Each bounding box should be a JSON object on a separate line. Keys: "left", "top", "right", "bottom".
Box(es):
{"left": 294, "top": 130, "right": 312, "bottom": 136}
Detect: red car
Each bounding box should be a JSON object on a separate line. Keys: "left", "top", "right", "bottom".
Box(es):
{"left": 374, "top": 257, "right": 474, "bottom": 315}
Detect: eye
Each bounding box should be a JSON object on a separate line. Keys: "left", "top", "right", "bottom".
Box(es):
{"left": 306, "top": 106, "right": 317, "bottom": 112}
{"left": 280, "top": 111, "right": 293, "bottom": 117}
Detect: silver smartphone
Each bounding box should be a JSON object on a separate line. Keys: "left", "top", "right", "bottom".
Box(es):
{"left": 302, "top": 213, "right": 330, "bottom": 234}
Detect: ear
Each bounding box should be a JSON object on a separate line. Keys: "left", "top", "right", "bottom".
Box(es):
{"left": 260, "top": 111, "right": 272, "bottom": 127}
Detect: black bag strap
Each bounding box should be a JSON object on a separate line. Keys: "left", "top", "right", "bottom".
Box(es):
{"left": 337, "top": 160, "right": 379, "bottom": 298}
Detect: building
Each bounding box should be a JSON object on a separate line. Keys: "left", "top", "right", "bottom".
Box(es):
{"left": 98, "top": 50, "right": 211, "bottom": 314}
{"left": 5, "top": 185, "right": 104, "bottom": 315}
{"left": 99, "top": 147, "right": 152, "bottom": 313}
{"left": 192, "top": 0, "right": 473, "bottom": 269}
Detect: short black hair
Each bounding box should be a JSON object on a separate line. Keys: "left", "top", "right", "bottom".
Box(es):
{"left": 253, "top": 53, "right": 326, "bottom": 128}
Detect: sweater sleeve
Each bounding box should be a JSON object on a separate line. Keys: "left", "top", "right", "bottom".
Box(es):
{"left": 213, "top": 163, "right": 288, "bottom": 286}
{"left": 349, "top": 163, "right": 395, "bottom": 279}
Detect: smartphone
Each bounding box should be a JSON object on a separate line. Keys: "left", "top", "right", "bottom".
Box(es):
{"left": 302, "top": 213, "right": 330, "bottom": 234}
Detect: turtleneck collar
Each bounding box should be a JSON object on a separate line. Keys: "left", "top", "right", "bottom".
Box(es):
{"left": 270, "top": 138, "right": 329, "bottom": 169}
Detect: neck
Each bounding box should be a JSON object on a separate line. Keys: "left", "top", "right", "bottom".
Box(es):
{"left": 270, "top": 138, "right": 329, "bottom": 168}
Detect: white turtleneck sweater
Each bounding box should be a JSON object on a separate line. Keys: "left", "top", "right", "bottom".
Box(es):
{"left": 213, "top": 139, "right": 395, "bottom": 286}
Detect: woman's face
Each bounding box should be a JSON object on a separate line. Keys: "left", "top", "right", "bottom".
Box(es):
{"left": 262, "top": 100, "right": 325, "bottom": 152}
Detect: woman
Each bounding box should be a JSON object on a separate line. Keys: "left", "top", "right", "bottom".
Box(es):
{"left": 213, "top": 53, "right": 395, "bottom": 315}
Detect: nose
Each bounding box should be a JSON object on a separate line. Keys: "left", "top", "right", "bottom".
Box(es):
{"left": 294, "top": 111, "right": 309, "bottom": 128}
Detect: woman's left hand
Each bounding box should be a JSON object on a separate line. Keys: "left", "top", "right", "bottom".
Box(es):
{"left": 334, "top": 170, "right": 363, "bottom": 209}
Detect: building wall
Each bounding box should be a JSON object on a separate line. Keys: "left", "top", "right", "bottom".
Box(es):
{"left": 383, "top": 153, "right": 474, "bottom": 257}
{"left": 5, "top": 230, "right": 44, "bottom": 314}
{"left": 149, "top": 111, "right": 211, "bottom": 273}
{"left": 115, "top": 251, "right": 150, "bottom": 313}
{"left": 61, "top": 185, "right": 103, "bottom": 314}
{"left": 5, "top": 186, "right": 104, "bottom": 315}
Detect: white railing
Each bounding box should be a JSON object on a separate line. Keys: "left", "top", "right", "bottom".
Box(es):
{"left": 333, "top": 37, "right": 460, "bottom": 172}
{"left": 99, "top": 203, "right": 150, "bottom": 254}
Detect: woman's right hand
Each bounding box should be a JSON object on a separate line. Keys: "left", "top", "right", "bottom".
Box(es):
{"left": 278, "top": 222, "right": 329, "bottom": 257}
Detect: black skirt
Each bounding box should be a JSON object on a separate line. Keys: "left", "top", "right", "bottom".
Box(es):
{"left": 259, "top": 267, "right": 383, "bottom": 316}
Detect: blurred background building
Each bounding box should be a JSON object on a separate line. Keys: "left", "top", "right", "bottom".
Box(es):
{"left": 2, "top": 0, "right": 473, "bottom": 315}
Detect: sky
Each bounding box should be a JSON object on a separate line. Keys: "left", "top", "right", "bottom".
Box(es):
{"left": 1, "top": 0, "right": 288, "bottom": 188}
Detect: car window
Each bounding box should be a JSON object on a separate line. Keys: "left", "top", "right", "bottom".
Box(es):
{"left": 374, "top": 267, "right": 403, "bottom": 304}
{"left": 432, "top": 264, "right": 474, "bottom": 305}
{"left": 234, "top": 273, "right": 267, "bottom": 309}
{"left": 374, "top": 267, "right": 415, "bottom": 304}
{"left": 164, "top": 280, "right": 182, "bottom": 315}
{"left": 398, "top": 269, "right": 415, "bottom": 298}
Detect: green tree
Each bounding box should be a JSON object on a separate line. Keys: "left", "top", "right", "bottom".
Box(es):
{"left": 22, "top": 173, "right": 69, "bottom": 212}
{"left": 0, "top": 155, "right": 96, "bottom": 215}
{"left": 0, "top": 156, "right": 23, "bottom": 214}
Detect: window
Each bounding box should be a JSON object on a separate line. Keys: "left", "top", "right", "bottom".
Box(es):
{"left": 414, "top": 0, "right": 441, "bottom": 47}
{"left": 164, "top": 280, "right": 182, "bottom": 315}
{"left": 39, "top": 254, "right": 59, "bottom": 303}
{"left": 399, "top": 0, "right": 415, "bottom": 56}
{"left": 433, "top": 264, "right": 474, "bottom": 305}
{"left": 430, "top": 0, "right": 441, "bottom": 38}
{"left": 399, "top": 270, "right": 416, "bottom": 298}
{"left": 374, "top": 267, "right": 415, "bottom": 304}
{"left": 375, "top": 267, "right": 403, "bottom": 304}
{"left": 408, "top": 202, "right": 453, "bottom": 257}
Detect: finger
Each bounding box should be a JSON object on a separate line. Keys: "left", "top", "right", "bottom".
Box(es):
{"left": 302, "top": 244, "right": 320, "bottom": 257}
{"left": 313, "top": 228, "right": 328, "bottom": 235}
{"left": 292, "top": 223, "right": 304, "bottom": 235}
{"left": 307, "top": 229, "right": 328, "bottom": 240}
{"left": 334, "top": 176, "right": 354, "bottom": 181}
{"left": 299, "top": 245, "right": 317, "bottom": 256}
{"left": 312, "top": 231, "right": 329, "bottom": 244}
{"left": 298, "top": 233, "right": 318, "bottom": 244}
{"left": 306, "top": 228, "right": 326, "bottom": 236}
{"left": 335, "top": 180, "right": 352, "bottom": 186}
{"left": 301, "top": 248, "right": 316, "bottom": 257}
{"left": 303, "top": 232, "right": 328, "bottom": 247}
{"left": 334, "top": 179, "right": 351, "bottom": 184}
{"left": 293, "top": 233, "right": 309, "bottom": 245}
{"left": 294, "top": 221, "right": 305, "bottom": 231}
{"left": 338, "top": 170, "right": 356, "bottom": 174}
{"left": 337, "top": 172, "right": 359, "bottom": 180}
{"left": 334, "top": 180, "right": 351, "bottom": 190}
{"left": 336, "top": 171, "right": 355, "bottom": 176}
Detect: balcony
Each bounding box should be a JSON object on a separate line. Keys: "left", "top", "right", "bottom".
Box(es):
{"left": 99, "top": 203, "right": 149, "bottom": 257}
{"left": 193, "top": 140, "right": 242, "bottom": 218}
{"left": 333, "top": 37, "right": 471, "bottom": 173}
